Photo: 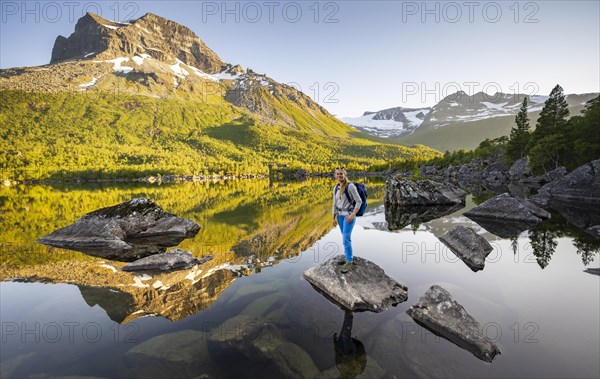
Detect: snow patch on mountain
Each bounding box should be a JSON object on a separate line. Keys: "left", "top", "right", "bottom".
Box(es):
{"left": 340, "top": 107, "right": 431, "bottom": 138}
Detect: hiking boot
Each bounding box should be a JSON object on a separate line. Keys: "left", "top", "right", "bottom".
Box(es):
{"left": 341, "top": 261, "right": 352, "bottom": 273}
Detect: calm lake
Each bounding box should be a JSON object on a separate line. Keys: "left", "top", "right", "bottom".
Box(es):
{"left": 1, "top": 178, "right": 599, "bottom": 378}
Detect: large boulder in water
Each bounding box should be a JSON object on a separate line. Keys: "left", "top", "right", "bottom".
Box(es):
{"left": 36, "top": 198, "right": 200, "bottom": 261}
{"left": 439, "top": 226, "right": 493, "bottom": 272}
{"left": 385, "top": 178, "right": 466, "bottom": 206}
{"left": 406, "top": 285, "right": 501, "bottom": 362}
{"left": 465, "top": 193, "right": 550, "bottom": 223}
{"left": 531, "top": 159, "right": 600, "bottom": 206}
{"left": 303, "top": 255, "right": 408, "bottom": 312}
{"left": 464, "top": 193, "right": 550, "bottom": 237}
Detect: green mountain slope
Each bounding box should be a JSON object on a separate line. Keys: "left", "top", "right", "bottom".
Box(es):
{"left": 0, "top": 90, "right": 440, "bottom": 180}
{"left": 0, "top": 12, "right": 441, "bottom": 180}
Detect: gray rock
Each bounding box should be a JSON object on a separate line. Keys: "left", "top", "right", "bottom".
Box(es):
{"left": 465, "top": 193, "right": 550, "bottom": 223}
{"left": 544, "top": 166, "right": 568, "bottom": 183}
{"left": 585, "top": 225, "right": 600, "bottom": 239}
{"left": 385, "top": 178, "right": 466, "bottom": 206}
{"left": 303, "top": 255, "right": 408, "bottom": 312}
{"left": 509, "top": 156, "right": 531, "bottom": 179}
{"left": 531, "top": 159, "right": 600, "bottom": 206}
{"left": 123, "top": 330, "right": 215, "bottom": 378}
{"left": 439, "top": 226, "right": 493, "bottom": 272}
{"left": 122, "top": 248, "right": 213, "bottom": 271}
{"left": 36, "top": 198, "right": 200, "bottom": 261}
{"left": 208, "top": 315, "right": 319, "bottom": 379}
{"left": 584, "top": 268, "right": 600, "bottom": 276}
{"left": 406, "top": 285, "right": 501, "bottom": 362}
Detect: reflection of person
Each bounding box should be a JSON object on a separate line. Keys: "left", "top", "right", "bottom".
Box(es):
{"left": 333, "top": 309, "right": 367, "bottom": 378}
{"left": 332, "top": 168, "right": 362, "bottom": 273}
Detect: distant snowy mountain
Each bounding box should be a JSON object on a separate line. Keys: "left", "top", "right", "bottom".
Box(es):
{"left": 340, "top": 91, "right": 598, "bottom": 140}
{"left": 339, "top": 106, "right": 432, "bottom": 138}
{"left": 417, "top": 91, "right": 548, "bottom": 131}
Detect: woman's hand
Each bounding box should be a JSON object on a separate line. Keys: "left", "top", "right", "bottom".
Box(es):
{"left": 346, "top": 214, "right": 355, "bottom": 223}
{"left": 333, "top": 217, "right": 338, "bottom": 227}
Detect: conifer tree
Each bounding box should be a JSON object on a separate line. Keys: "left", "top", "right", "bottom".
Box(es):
{"left": 528, "top": 85, "right": 570, "bottom": 172}
{"left": 506, "top": 96, "right": 531, "bottom": 161}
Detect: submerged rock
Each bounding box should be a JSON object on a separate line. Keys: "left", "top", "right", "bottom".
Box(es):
{"left": 122, "top": 248, "right": 214, "bottom": 272}
{"left": 465, "top": 193, "right": 550, "bottom": 223}
{"left": 439, "top": 226, "right": 493, "bottom": 271}
{"left": 385, "top": 178, "right": 466, "bottom": 206}
{"left": 123, "top": 330, "right": 214, "bottom": 378}
{"left": 406, "top": 285, "right": 500, "bottom": 362}
{"left": 303, "top": 255, "right": 408, "bottom": 312}
{"left": 36, "top": 198, "right": 200, "bottom": 261}
{"left": 207, "top": 314, "right": 319, "bottom": 379}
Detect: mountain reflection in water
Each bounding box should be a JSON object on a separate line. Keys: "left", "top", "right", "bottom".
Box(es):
{"left": 1, "top": 178, "right": 599, "bottom": 378}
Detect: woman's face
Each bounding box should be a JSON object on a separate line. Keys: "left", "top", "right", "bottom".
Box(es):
{"left": 335, "top": 171, "right": 345, "bottom": 182}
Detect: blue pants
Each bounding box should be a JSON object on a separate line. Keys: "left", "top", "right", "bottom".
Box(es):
{"left": 337, "top": 215, "right": 356, "bottom": 262}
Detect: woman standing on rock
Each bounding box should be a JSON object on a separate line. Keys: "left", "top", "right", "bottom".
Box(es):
{"left": 332, "top": 168, "right": 362, "bottom": 273}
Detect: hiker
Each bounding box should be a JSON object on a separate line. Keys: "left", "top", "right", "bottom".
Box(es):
{"left": 332, "top": 168, "right": 362, "bottom": 273}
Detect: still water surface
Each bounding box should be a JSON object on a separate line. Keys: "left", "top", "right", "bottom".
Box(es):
{"left": 1, "top": 178, "right": 599, "bottom": 378}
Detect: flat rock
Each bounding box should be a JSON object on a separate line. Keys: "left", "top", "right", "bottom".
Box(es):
{"left": 439, "top": 226, "right": 493, "bottom": 271}
{"left": 385, "top": 178, "right": 466, "bottom": 206}
{"left": 122, "top": 248, "right": 214, "bottom": 271}
{"left": 303, "top": 255, "right": 408, "bottom": 312}
{"left": 36, "top": 198, "right": 200, "bottom": 261}
{"left": 465, "top": 193, "right": 550, "bottom": 223}
{"left": 406, "top": 285, "right": 500, "bottom": 362}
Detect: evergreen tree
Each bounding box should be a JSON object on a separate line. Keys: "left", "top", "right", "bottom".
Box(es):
{"left": 535, "top": 84, "right": 570, "bottom": 135}
{"left": 527, "top": 85, "right": 571, "bottom": 172}
{"left": 506, "top": 96, "right": 531, "bottom": 162}
{"left": 568, "top": 95, "right": 600, "bottom": 168}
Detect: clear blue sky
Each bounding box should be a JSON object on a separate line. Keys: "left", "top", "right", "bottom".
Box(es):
{"left": 1, "top": 1, "right": 598, "bottom": 116}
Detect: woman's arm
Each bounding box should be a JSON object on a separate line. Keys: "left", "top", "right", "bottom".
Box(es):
{"left": 332, "top": 187, "right": 338, "bottom": 226}
{"left": 346, "top": 183, "right": 362, "bottom": 221}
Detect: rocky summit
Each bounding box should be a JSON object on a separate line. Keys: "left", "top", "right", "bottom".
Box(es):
{"left": 303, "top": 255, "right": 408, "bottom": 312}
{"left": 51, "top": 12, "right": 226, "bottom": 73}
{"left": 0, "top": 12, "right": 335, "bottom": 130}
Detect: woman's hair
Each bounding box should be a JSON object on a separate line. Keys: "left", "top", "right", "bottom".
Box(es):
{"left": 335, "top": 168, "right": 349, "bottom": 195}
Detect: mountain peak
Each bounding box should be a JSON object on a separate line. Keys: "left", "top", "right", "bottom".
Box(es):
{"left": 51, "top": 12, "right": 226, "bottom": 74}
